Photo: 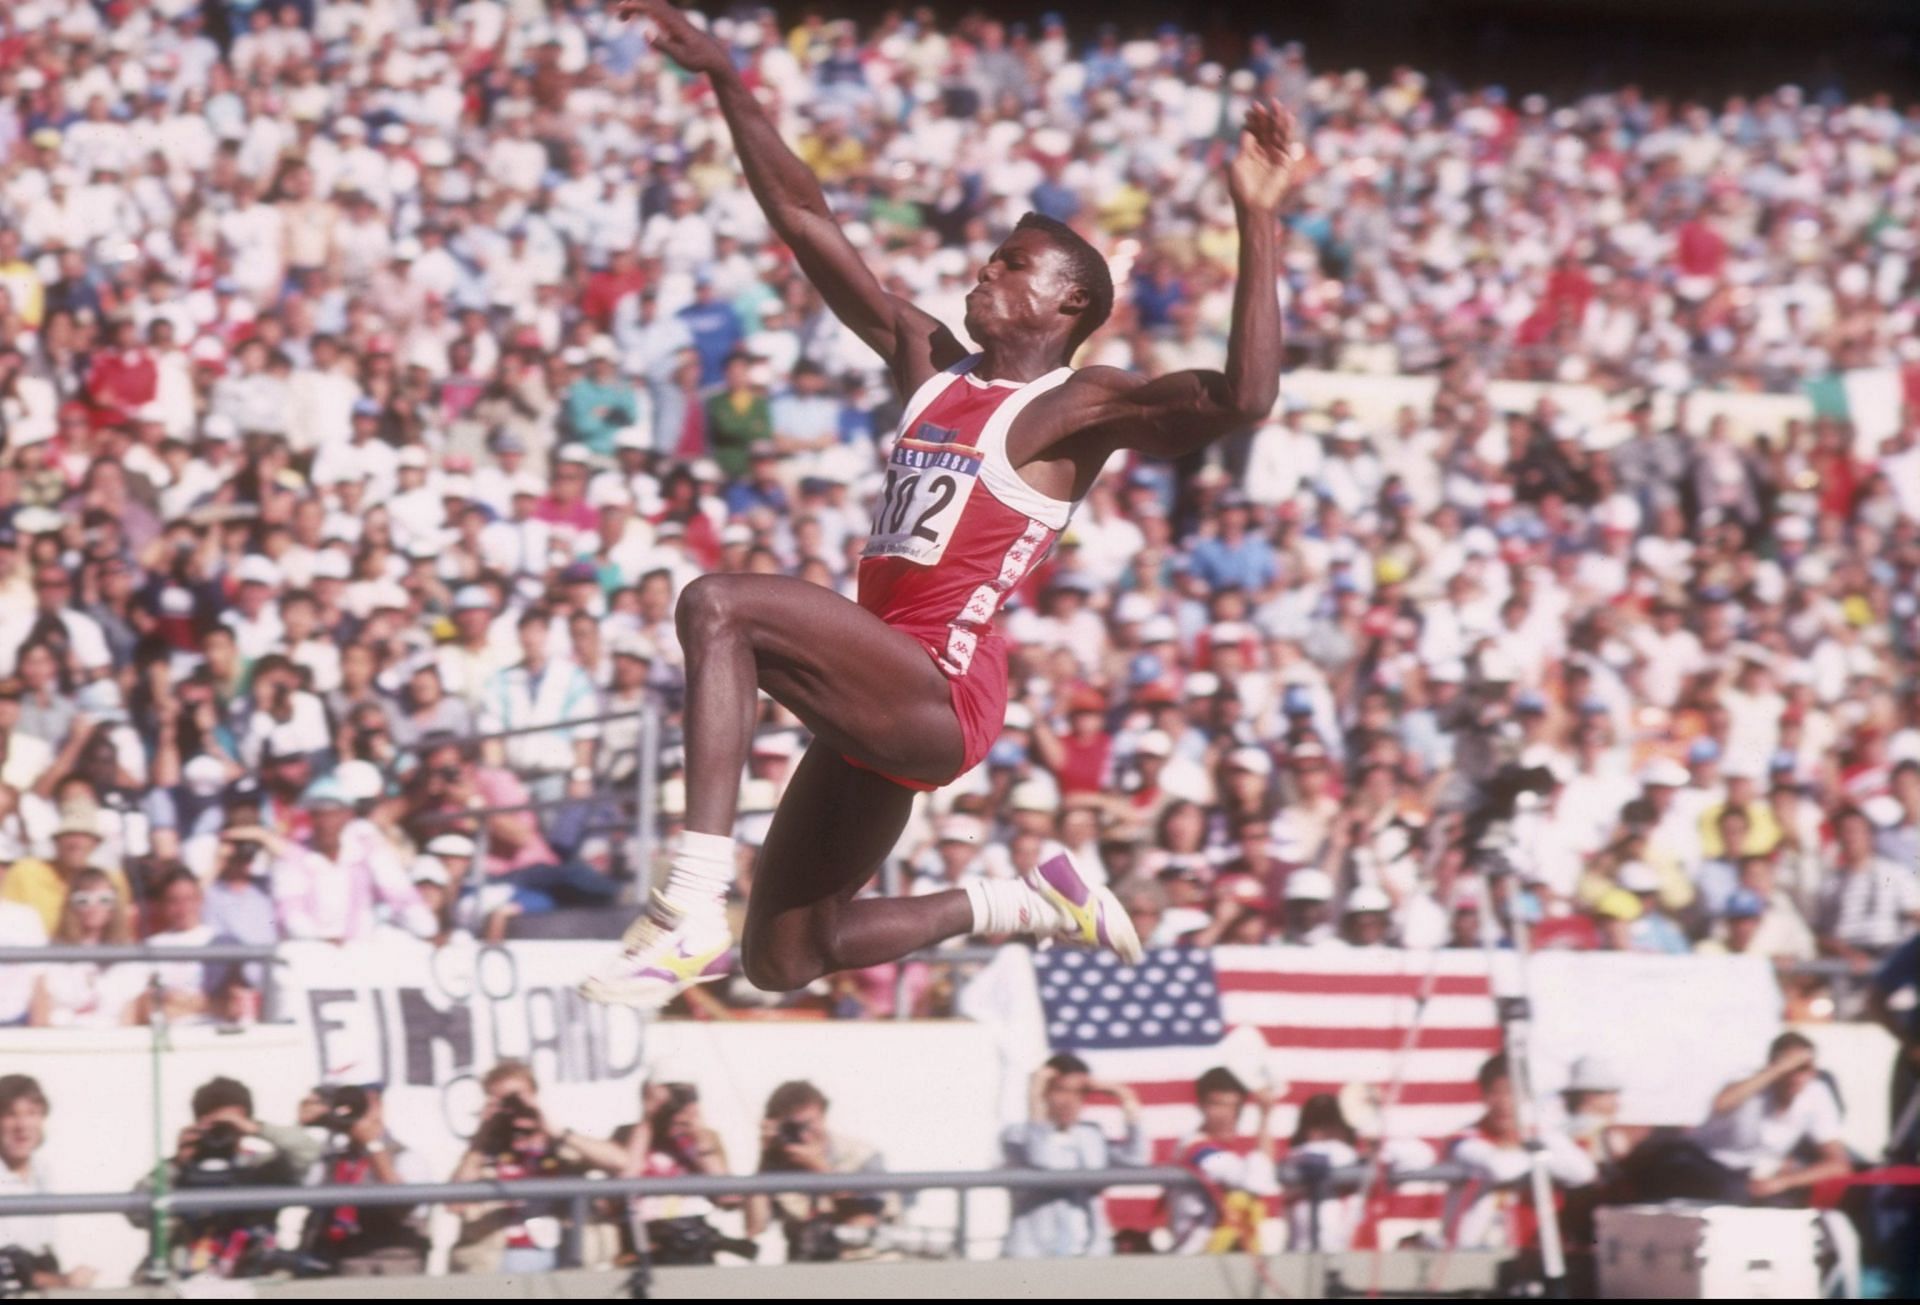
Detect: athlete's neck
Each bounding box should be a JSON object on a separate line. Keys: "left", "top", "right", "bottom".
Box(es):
{"left": 972, "top": 341, "right": 1069, "bottom": 384}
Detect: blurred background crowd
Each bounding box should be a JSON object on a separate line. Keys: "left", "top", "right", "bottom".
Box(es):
{"left": 0, "top": 0, "right": 1913, "bottom": 1032}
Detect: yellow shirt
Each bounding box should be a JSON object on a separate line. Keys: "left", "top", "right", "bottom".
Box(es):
{"left": 0, "top": 259, "right": 44, "bottom": 328}
{"left": 0, "top": 860, "right": 131, "bottom": 935}
{"left": 1696, "top": 801, "right": 1782, "bottom": 860}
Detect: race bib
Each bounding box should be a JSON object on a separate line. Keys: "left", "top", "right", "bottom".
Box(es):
{"left": 863, "top": 421, "right": 983, "bottom": 566}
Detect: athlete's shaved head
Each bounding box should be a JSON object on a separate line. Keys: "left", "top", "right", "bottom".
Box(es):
{"left": 1013, "top": 213, "right": 1114, "bottom": 348}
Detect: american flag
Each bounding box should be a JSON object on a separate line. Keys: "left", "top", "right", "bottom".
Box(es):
{"left": 1034, "top": 945, "right": 1501, "bottom": 1237}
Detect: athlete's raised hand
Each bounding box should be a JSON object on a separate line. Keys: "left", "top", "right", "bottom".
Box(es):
{"left": 1229, "top": 98, "right": 1306, "bottom": 213}
{"left": 611, "top": 0, "right": 731, "bottom": 78}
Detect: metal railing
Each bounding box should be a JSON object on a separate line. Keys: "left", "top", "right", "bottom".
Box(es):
{"left": 0, "top": 943, "right": 285, "bottom": 1016}
{"left": 0, "top": 1160, "right": 1482, "bottom": 1271}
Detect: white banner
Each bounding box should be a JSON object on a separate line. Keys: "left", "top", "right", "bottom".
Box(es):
{"left": 1522, "top": 951, "right": 1784, "bottom": 1127}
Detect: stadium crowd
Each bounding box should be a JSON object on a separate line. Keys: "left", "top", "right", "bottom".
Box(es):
{"left": 0, "top": 0, "right": 1917, "bottom": 1288}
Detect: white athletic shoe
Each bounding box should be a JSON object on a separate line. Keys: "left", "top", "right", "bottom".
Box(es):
{"left": 1025, "top": 850, "right": 1144, "bottom": 964}
{"left": 577, "top": 909, "right": 735, "bottom": 1010}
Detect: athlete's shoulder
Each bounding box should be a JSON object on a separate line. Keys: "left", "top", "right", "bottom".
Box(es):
{"left": 1061, "top": 364, "right": 1149, "bottom": 397}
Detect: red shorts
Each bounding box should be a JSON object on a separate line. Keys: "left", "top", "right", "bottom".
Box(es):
{"left": 843, "top": 631, "right": 1008, "bottom": 791}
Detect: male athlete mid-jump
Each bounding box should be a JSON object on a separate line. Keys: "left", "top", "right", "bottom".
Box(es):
{"left": 582, "top": 0, "right": 1301, "bottom": 1009}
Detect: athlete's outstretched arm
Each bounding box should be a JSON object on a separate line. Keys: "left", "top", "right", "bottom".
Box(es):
{"left": 616, "top": 0, "right": 964, "bottom": 393}
{"left": 1070, "top": 101, "right": 1301, "bottom": 458}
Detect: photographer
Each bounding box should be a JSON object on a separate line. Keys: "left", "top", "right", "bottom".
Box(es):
{"left": 134, "top": 1076, "right": 323, "bottom": 1278}
{"left": 628, "top": 1081, "right": 754, "bottom": 1265}
{"left": 448, "top": 1060, "right": 630, "bottom": 1275}
{"left": 297, "top": 1084, "right": 432, "bottom": 1277}
{"left": 751, "top": 1081, "right": 896, "bottom": 1263}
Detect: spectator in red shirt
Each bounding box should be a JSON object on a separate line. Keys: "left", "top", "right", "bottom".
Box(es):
{"left": 84, "top": 317, "right": 157, "bottom": 422}
{"left": 581, "top": 248, "right": 650, "bottom": 330}
{"left": 1036, "top": 688, "right": 1114, "bottom": 797}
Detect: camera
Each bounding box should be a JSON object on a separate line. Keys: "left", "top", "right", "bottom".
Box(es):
{"left": 475, "top": 1093, "right": 543, "bottom": 1156}
{"left": 186, "top": 1120, "right": 247, "bottom": 1170}
{"left": 314, "top": 1085, "right": 369, "bottom": 1134}
{"left": 777, "top": 1119, "right": 808, "bottom": 1148}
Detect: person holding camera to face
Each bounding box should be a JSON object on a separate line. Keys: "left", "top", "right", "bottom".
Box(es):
{"left": 447, "top": 1060, "right": 630, "bottom": 1275}
{"left": 131, "top": 1076, "right": 323, "bottom": 1278}
{"left": 750, "top": 1081, "right": 896, "bottom": 1264}
{"left": 296, "top": 1084, "right": 432, "bottom": 1277}
{"left": 627, "top": 1080, "right": 756, "bottom": 1265}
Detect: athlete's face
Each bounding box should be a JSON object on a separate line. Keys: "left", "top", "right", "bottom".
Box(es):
{"left": 964, "top": 229, "right": 1082, "bottom": 344}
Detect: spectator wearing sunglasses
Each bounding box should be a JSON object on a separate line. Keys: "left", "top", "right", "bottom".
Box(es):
{"left": 27, "top": 869, "right": 148, "bottom": 1028}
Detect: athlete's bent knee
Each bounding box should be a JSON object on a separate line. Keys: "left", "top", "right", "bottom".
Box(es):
{"left": 675, "top": 574, "right": 743, "bottom": 648}
{"left": 740, "top": 933, "right": 827, "bottom": 993}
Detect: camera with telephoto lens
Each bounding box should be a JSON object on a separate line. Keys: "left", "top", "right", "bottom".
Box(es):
{"left": 314, "top": 1085, "right": 370, "bottom": 1134}
{"left": 1459, "top": 763, "right": 1558, "bottom": 876}
{"left": 185, "top": 1119, "right": 246, "bottom": 1169}
{"left": 475, "top": 1092, "right": 543, "bottom": 1155}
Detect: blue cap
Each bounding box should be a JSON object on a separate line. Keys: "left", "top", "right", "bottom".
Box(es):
{"left": 988, "top": 739, "right": 1027, "bottom": 769}
{"left": 1688, "top": 738, "right": 1722, "bottom": 765}
{"left": 1768, "top": 750, "right": 1797, "bottom": 773}
{"left": 1331, "top": 574, "right": 1361, "bottom": 595}
{"left": 1724, "top": 889, "right": 1766, "bottom": 920}
{"left": 352, "top": 397, "right": 382, "bottom": 418}
{"left": 1577, "top": 696, "right": 1609, "bottom": 716}
{"left": 1515, "top": 691, "right": 1547, "bottom": 714}
{"left": 1282, "top": 684, "right": 1315, "bottom": 716}
{"left": 1129, "top": 652, "right": 1164, "bottom": 686}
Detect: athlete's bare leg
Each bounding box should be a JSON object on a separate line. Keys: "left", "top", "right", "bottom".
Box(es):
{"left": 673, "top": 572, "right": 965, "bottom": 836}
{"left": 740, "top": 744, "right": 971, "bottom": 991}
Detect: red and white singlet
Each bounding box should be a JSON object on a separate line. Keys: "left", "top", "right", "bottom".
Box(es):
{"left": 854, "top": 353, "right": 1078, "bottom": 786}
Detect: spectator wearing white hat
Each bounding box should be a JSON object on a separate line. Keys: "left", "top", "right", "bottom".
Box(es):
{"left": 1340, "top": 885, "right": 1395, "bottom": 948}
{"left": 1557, "top": 1055, "right": 1631, "bottom": 1164}
{"left": 910, "top": 814, "right": 994, "bottom": 897}
{"left": 1279, "top": 868, "right": 1340, "bottom": 948}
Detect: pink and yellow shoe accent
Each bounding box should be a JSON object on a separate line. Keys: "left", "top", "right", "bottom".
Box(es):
{"left": 578, "top": 914, "right": 735, "bottom": 1010}
{"left": 1028, "top": 852, "right": 1144, "bottom": 964}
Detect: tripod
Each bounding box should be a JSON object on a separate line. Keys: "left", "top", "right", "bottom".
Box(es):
{"left": 1478, "top": 866, "right": 1570, "bottom": 1297}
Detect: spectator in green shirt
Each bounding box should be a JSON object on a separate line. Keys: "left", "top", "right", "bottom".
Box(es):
{"left": 705, "top": 349, "right": 773, "bottom": 479}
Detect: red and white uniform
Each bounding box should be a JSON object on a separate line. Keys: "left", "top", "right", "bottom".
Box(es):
{"left": 856, "top": 353, "right": 1078, "bottom": 786}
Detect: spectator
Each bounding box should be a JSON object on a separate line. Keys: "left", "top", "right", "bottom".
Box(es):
{"left": 27, "top": 869, "right": 146, "bottom": 1028}
{"left": 1001, "top": 1054, "right": 1147, "bottom": 1257}
{"left": 705, "top": 350, "right": 773, "bottom": 479}
{"left": 1, "top": 801, "right": 128, "bottom": 934}
{"left": 479, "top": 608, "right": 602, "bottom": 809}
{"left": 258, "top": 777, "right": 436, "bottom": 945}
{"left": 1658, "top": 1033, "right": 1853, "bottom": 1208}
{"left": 1815, "top": 806, "right": 1920, "bottom": 965}
{"left": 1164, "top": 1067, "right": 1278, "bottom": 1254}
{"left": 138, "top": 866, "right": 220, "bottom": 1024}
{"left": 448, "top": 1060, "right": 629, "bottom": 1275}
{"left": 1283, "top": 1092, "right": 1365, "bottom": 1252}
{"left": 0, "top": 1075, "right": 95, "bottom": 1289}
{"left": 752, "top": 1080, "right": 895, "bottom": 1263}
{"left": 1442, "top": 1054, "right": 1596, "bottom": 1252}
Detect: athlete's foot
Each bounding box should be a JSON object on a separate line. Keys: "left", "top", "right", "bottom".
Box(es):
{"left": 577, "top": 909, "right": 734, "bottom": 1009}
{"left": 1026, "top": 851, "right": 1144, "bottom": 965}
